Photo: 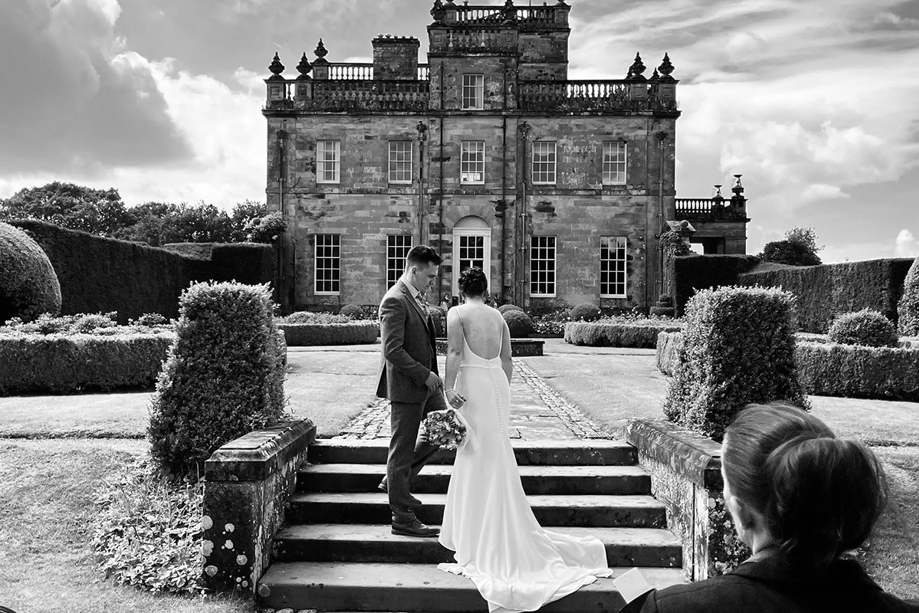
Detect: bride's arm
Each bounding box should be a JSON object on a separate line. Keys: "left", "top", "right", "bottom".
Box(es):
{"left": 445, "top": 308, "right": 464, "bottom": 404}
{"left": 500, "top": 319, "right": 513, "bottom": 383}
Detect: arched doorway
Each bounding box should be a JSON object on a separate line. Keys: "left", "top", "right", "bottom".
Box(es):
{"left": 452, "top": 216, "right": 491, "bottom": 297}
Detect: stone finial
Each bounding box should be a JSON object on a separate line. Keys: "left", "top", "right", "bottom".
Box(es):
{"left": 732, "top": 174, "right": 744, "bottom": 195}
{"left": 296, "top": 53, "right": 312, "bottom": 79}
{"left": 315, "top": 39, "right": 329, "bottom": 60}
{"left": 649, "top": 68, "right": 660, "bottom": 82}
{"left": 627, "top": 52, "right": 647, "bottom": 81}
{"left": 268, "top": 52, "right": 285, "bottom": 77}
{"left": 658, "top": 53, "right": 676, "bottom": 82}
{"left": 502, "top": 0, "right": 517, "bottom": 22}
{"left": 556, "top": 0, "right": 569, "bottom": 4}
{"left": 431, "top": 0, "right": 445, "bottom": 21}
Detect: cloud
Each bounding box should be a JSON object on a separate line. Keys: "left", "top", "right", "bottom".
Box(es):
{"left": 896, "top": 229, "right": 919, "bottom": 258}
{"left": 0, "top": 0, "right": 190, "bottom": 175}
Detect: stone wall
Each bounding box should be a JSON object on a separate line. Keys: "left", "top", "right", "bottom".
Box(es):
{"left": 202, "top": 420, "right": 317, "bottom": 593}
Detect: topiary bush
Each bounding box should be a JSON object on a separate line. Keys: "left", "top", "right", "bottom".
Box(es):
{"left": 497, "top": 304, "right": 524, "bottom": 315}
{"left": 148, "top": 281, "right": 287, "bottom": 475}
{"left": 662, "top": 286, "right": 809, "bottom": 441}
{"left": 827, "top": 308, "right": 898, "bottom": 348}
{"left": 284, "top": 311, "right": 350, "bottom": 324}
{"left": 339, "top": 303, "right": 365, "bottom": 319}
{"left": 569, "top": 303, "right": 601, "bottom": 322}
{"left": 428, "top": 305, "right": 447, "bottom": 337}
{"left": 72, "top": 312, "right": 118, "bottom": 333}
{"left": 899, "top": 255, "right": 919, "bottom": 337}
{"left": 0, "top": 221, "right": 62, "bottom": 323}
{"left": 502, "top": 309, "right": 533, "bottom": 338}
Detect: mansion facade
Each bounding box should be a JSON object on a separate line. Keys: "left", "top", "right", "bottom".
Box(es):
{"left": 262, "top": 0, "right": 715, "bottom": 312}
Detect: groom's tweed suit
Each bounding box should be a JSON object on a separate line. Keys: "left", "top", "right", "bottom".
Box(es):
{"left": 377, "top": 279, "right": 446, "bottom": 522}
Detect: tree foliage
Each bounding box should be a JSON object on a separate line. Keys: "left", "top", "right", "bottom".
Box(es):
{"left": 0, "top": 182, "right": 132, "bottom": 236}
{"left": 760, "top": 226, "right": 823, "bottom": 266}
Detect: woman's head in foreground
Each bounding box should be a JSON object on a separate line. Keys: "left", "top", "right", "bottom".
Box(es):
{"left": 722, "top": 403, "right": 888, "bottom": 569}
{"left": 458, "top": 267, "right": 488, "bottom": 298}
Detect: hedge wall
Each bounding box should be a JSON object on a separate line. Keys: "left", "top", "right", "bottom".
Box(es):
{"left": 737, "top": 258, "right": 913, "bottom": 333}
{"left": 0, "top": 333, "right": 174, "bottom": 395}
{"left": 10, "top": 221, "right": 277, "bottom": 324}
{"left": 796, "top": 342, "right": 919, "bottom": 402}
{"left": 565, "top": 321, "right": 683, "bottom": 349}
{"left": 671, "top": 255, "right": 760, "bottom": 316}
{"left": 278, "top": 321, "right": 379, "bottom": 346}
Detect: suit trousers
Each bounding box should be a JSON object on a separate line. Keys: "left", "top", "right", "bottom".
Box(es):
{"left": 387, "top": 390, "right": 447, "bottom": 523}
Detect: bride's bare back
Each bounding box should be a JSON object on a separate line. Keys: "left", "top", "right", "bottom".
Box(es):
{"left": 444, "top": 299, "right": 513, "bottom": 387}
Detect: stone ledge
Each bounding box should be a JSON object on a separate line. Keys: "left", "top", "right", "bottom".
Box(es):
{"left": 625, "top": 418, "right": 721, "bottom": 489}
{"left": 206, "top": 420, "right": 317, "bottom": 482}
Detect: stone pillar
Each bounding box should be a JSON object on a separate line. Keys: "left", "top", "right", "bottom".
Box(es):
{"left": 372, "top": 36, "right": 420, "bottom": 80}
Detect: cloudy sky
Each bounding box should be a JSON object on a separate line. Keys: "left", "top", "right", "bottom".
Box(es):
{"left": 1, "top": 0, "right": 917, "bottom": 261}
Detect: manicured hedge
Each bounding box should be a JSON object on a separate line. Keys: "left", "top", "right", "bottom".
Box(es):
{"left": 566, "top": 321, "right": 683, "bottom": 348}
{"left": 738, "top": 258, "right": 913, "bottom": 333}
{"left": 0, "top": 333, "right": 174, "bottom": 395}
{"left": 0, "top": 221, "right": 62, "bottom": 322}
{"left": 671, "top": 255, "right": 760, "bottom": 316}
{"left": 796, "top": 342, "right": 919, "bottom": 402}
{"left": 278, "top": 321, "right": 379, "bottom": 346}
{"left": 656, "top": 331, "right": 683, "bottom": 375}
{"left": 899, "top": 256, "right": 919, "bottom": 336}
{"left": 663, "top": 286, "right": 807, "bottom": 440}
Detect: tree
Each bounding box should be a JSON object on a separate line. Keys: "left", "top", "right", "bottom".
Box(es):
{"left": 761, "top": 227, "right": 823, "bottom": 266}
{"left": 0, "top": 182, "right": 133, "bottom": 237}
{"left": 230, "top": 200, "right": 267, "bottom": 242}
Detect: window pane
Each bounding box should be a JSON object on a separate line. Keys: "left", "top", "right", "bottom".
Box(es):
{"left": 602, "top": 142, "right": 627, "bottom": 185}
{"left": 530, "top": 236, "right": 556, "bottom": 296}
{"left": 317, "top": 141, "right": 340, "bottom": 184}
{"left": 389, "top": 141, "right": 412, "bottom": 184}
{"left": 532, "top": 142, "right": 556, "bottom": 184}
{"left": 462, "top": 74, "right": 484, "bottom": 110}
{"left": 315, "top": 234, "right": 341, "bottom": 294}
{"left": 599, "top": 236, "right": 627, "bottom": 297}
{"left": 461, "top": 141, "right": 485, "bottom": 184}
{"left": 386, "top": 235, "right": 413, "bottom": 288}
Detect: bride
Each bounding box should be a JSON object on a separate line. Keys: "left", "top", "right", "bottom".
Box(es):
{"left": 437, "top": 268, "right": 612, "bottom": 613}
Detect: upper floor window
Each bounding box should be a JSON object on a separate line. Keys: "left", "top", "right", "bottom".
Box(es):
{"left": 314, "top": 234, "right": 341, "bottom": 295}
{"left": 317, "top": 140, "right": 340, "bottom": 184}
{"left": 532, "top": 141, "right": 557, "bottom": 185}
{"left": 461, "top": 141, "right": 485, "bottom": 184}
{"left": 462, "top": 74, "right": 484, "bottom": 110}
{"left": 603, "top": 142, "right": 627, "bottom": 185}
{"left": 389, "top": 141, "right": 413, "bottom": 184}
{"left": 600, "top": 236, "right": 627, "bottom": 298}
{"left": 530, "top": 236, "right": 556, "bottom": 297}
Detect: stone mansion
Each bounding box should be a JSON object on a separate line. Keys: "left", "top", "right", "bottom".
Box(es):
{"left": 262, "top": 0, "right": 749, "bottom": 312}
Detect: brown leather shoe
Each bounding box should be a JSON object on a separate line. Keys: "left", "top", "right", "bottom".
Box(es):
{"left": 391, "top": 518, "right": 439, "bottom": 538}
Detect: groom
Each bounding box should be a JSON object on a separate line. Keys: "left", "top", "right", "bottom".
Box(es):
{"left": 376, "top": 244, "right": 447, "bottom": 538}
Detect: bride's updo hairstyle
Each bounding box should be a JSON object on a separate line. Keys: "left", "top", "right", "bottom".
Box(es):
{"left": 722, "top": 404, "right": 887, "bottom": 570}
{"left": 458, "top": 267, "right": 488, "bottom": 297}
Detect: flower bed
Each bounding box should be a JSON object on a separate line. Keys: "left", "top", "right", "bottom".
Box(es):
{"left": 565, "top": 317, "right": 683, "bottom": 349}
{"left": 278, "top": 321, "right": 379, "bottom": 346}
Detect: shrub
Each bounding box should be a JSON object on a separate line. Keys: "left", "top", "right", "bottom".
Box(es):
{"left": 91, "top": 457, "right": 204, "bottom": 594}
{"left": 569, "top": 303, "right": 601, "bottom": 322}
{"left": 0, "top": 332, "right": 174, "bottom": 395}
{"left": 148, "top": 282, "right": 287, "bottom": 475}
{"left": 0, "top": 221, "right": 62, "bottom": 322}
{"left": 284, "top": 311, "right": 350, "bottom": 324}
{"left": 72, "top": 312, "right": 118, "bottom": 333}
{"left": 497, "top": 304, "right": 524, "bottom": 315}
{"left": 565, "top": 320, "right": 683, "bottom": 348}
{"left": 656, "top": 331, "right": 684, "bottom": 376}
{"left": 531, "top": 308, "right": 569, "bottom": 336}
{"left": 502, "top": 309, "right": 533, "bottom": 338}
{"left": 662, "top": 286, "right": 808, "bottom": 441}
{"left": 278, "top": 321, "right": 379, "bottom": 346}
{"left": 796, "top": 342, "right": 919, "bottom": 402}
{"left": 339, "top": 303, "right": 364, "bottom": 319}
{"left": 133, "top": 312, "right": 169, "bottom": 327}
{"left": 899, "top": 255, "right": 919, "bottom": 336}
{"left": 244, "top": 211, "right": 286, "bottom": 244}
{"left": 428, "top": 305, "right": 447, "bottom": 337}
{"left": 827, "top": 309, "right": 898, "bottom": 348}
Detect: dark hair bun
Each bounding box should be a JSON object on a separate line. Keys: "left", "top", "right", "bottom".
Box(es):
{"left": 458, "top": 268, "right": 488, "bottom": 296}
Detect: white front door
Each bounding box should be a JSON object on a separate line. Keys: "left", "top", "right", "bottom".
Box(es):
{"left": 452, "top": 227, "right": 491, "bottom": 297}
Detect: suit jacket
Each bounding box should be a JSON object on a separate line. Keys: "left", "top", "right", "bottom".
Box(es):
{"left": 376, "top": 279, "right": 439, "bottom": 404}
{"left": 630, "top": 556, "right": 919, "bottom": 613}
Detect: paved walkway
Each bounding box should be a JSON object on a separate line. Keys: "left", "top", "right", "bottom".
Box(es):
{"left": 336, "top": 358, "right": 606, "bottom": 441}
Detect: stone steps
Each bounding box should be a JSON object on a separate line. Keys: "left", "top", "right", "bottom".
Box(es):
{"left": 257, "top": 561, "right": 688, "bottom": 612}
{"left": 287, "top": 491, "right": 667, "bottom": 528}
{"left": 309, "top": 438, "right": 637, "bottom": 466}
{"left": 299, "top": 463, "right": 651, "bottom": 495}
{"left": 273, "top": 523, "right": 682, "bottom": 567}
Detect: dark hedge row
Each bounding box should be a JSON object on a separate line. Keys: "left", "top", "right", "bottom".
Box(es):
{"left": 737, "top": 258, "right": 913, "bottom": 333}
{"left": 565, "top": 321, "right": 683, "bottom": 348}
{"left": 10, "top": 221, "right": 275, "bottom": 324}
{"left": 278, "top": 321, "right": 379, "bottom": 346}
{"left": 0, "top": 333, "right": 174, "bottom": 395}
{"left": 671, "top": 255, "right": 760, "bottom": 316}
{"left": 796, "top": 342, "right": 919, "bottom": 402}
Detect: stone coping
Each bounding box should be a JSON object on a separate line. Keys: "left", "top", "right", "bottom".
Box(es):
{"left": 205, "top": 420, "right": 317, "bottom": 482}
{"left": 625, "top": 419, "right": 722, "bottom": 489}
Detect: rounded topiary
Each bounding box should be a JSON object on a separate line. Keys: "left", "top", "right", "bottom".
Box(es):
{"left": 428, "top": 305, "right": 447, "bottom": 337}
{"left": 148, "top": 281, "right": 287, "bottom": 475}
{"left": 570, "top": 303, "right": 601, "bottom": 322}
{"left": 502, "top": 309, "right": 533, "bottom": 338}
{"left": 828, "top": 309, "right": 898, "bottom": 348}
{"left": 899, "top": 255, "right": 919, "bottom": 337}
{"left": 339, "top": 303, "right": 365, "bottom": 319}
{"left": 497, "top": 304, "right": 524, "bottom": 315}
{"left": 0, "top": 221, "right": 62, "bottom": 323}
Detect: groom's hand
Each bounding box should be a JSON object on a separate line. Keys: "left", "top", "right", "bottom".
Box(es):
{"left": 425, "top": 372, "right": 443, "bottom": 392}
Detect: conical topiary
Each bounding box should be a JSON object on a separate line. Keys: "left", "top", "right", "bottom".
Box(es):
{"left": 899, "top": 255, "right": 919, "bottom": 337}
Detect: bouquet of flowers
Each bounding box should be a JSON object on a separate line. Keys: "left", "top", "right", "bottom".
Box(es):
{"left": 421, "top": 408, "right": 472, "bottom": 451}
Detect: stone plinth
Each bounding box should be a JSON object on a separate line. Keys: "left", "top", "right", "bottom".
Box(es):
{"left": 202, "top": 419, "right": 317, "bottom": 593}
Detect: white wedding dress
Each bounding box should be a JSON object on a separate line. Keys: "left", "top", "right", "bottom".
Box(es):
{"left": 438, "top": 331, "right": 612, "bottom": 613}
